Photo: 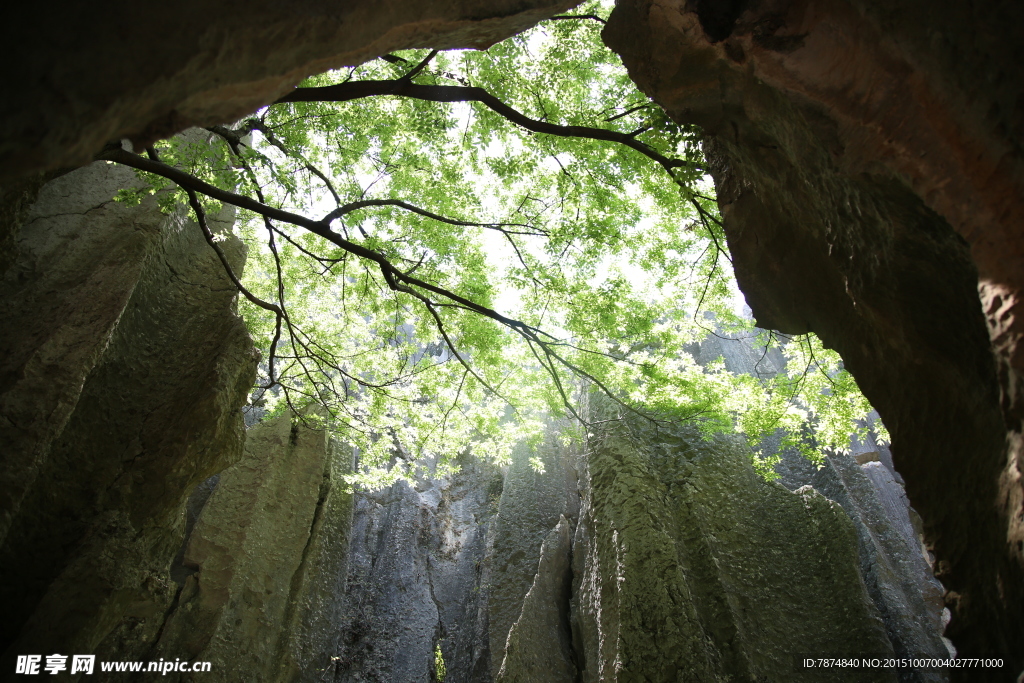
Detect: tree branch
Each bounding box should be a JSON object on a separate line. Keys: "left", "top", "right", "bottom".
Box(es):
{"left": 379, "top": 53, "right": 410, "bottom": 65}
{"left": 243, "top": 120, "right": 343, "bottom": 206}
{"left": 605, "top": 103, "right": 649, "bottom": 122}
{"left": 275, "top": 80, "right": 699, "bottom": 177}
{"left": 401, "top": 49, "right": 439, "bottom": 81}
{"left": 97, "top": 147, "right": 548, "bottom": 342}
{"left": 547, "top": 13, "right": 607, "bottom": 24}
{"left": 142, "top": 141, "right": 282, "bottom": 322}
{"left": 184, "top": 188, "right": 282, "bottom": 317}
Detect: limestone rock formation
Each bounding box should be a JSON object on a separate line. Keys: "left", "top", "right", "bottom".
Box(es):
{"left": 487, "top": 428, "right": 580, "bottom": 677}
{"left": 570, "top": 416, "right": 895, "bottom": 682}
{"left": 495, "top": 516, "right": 576, "bottom": 683}
{"left": 327, "top": 451, "right": 500, "bottom": 683}
{"left": 0, "top": 161, "right": 163, "bottom": 552}
{"left": 811, "top": 453, "right": 951, "bottom": 677}
{"left": 144, "top": 395, "right": 939, "bottom": 683}
{"left": 603, "top": 0, "right": 1024, "bottom": 664}
{"left": 695, "top": 323, "right": 954, "bottom": 680}
{"left": 0, "top": 155, "right": 257, "bottom": 675}
{"left": 1, "top": 0, "right": 580, "bottom": 183}
{"left": 145, "top": 413, "right": 351, "bottom": 683}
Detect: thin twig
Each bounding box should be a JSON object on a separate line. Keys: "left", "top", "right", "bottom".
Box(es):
{"left": 321, "top": 198, "right": 545, "bottom": 236}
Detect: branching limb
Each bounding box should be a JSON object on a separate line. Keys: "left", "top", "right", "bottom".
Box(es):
{"left": 181, "top": 176, "right": 286, "bottom": 386}
{"left": 547, "top": 13, "right": 607, "bottom": 24}
{"left": 401, "top": 49, "right": 439, "bottom": 81}
{"left": 101, "top": 146, "right": 557, "bottom": 337}
{"left": 243, "top": 120, "right": 344, "bottom": 206}
{"left": 534, "top": 338, "right": 667, "bottom": 424}
{"left": 379, "top": 53, "right": 410, "bottom": 65}
{"left": 184, "top": 188, "right": 283, "bottom": 316}
{"left": 605, "top": 103, "right": 649, "bottom": 122}
{"left": 688, "top": 196, "right": 732, "bottom": 265}
{"left": 205, "top": 125, "right": 248, "bottom": 155}
{"left": 416, "top": 293, "right": 514, "bottom": 406}
{"left": 108, "top": 144, "right": 678, "bottom": 429}
{"left": 143, "top": 142, "right": 283, "bottom": 322}
{"left": 275, "top": 80, "right": 701, "bottom": 177}
{"left": 803, "top": 335, "right": 840, "bottom": 391}
{"left": 524, "top": 338, "right": 586, "bottom": 423}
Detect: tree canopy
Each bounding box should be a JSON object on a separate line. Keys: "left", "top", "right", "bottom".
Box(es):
{"left": 103, "top": 1, "right": 881, "bottom": 487}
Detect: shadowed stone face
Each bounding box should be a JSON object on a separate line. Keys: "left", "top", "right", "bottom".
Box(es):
{"left": 568, "top": 411, "right": 896, "bottom": 683}
{"left": 0, "top": 154, "right": 257, "bottom": 664}
{"left": 603, "top": 0, "right": 1024, "bottom": 666}
{"left": 0, "top": 0, "right": 580, "bottom": 183}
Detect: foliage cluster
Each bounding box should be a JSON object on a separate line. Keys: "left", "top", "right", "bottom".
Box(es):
{"left": 109, "top": 1, "right": 883, "bottom": 486}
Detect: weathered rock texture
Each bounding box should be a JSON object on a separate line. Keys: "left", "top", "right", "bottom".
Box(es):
{"left": 0, "top": 157, "right": 257, "bottom": 676}
{"left": 495, "top": 516, "right": 576, "bottom": 683}
{"left": 320, "top": 423, "right": 580, "bottom": 683}
{"left": 327, "top": 451, "right": 502, "bottom": 683}
{"left": 169, "top": 407, "right": 936, "bottom": 682}
{"left": 811, "top": 453, "right": 951, "bottom": 678}
{"left": 570, "top": 412, "right": 895, "bottom": 682}
{"left": 1, "top": 0, "right": 579, "bottom": 183}
{"left": 604, "top": 0, "right": 1024, "bottom": 666}
{"left": 694, "top": 324, "right": 952, "bottom": 680}
{"left": 144, "top": 413, "right": 352, "bottom": 683}
{"left": 487, "top": 428, "right": 580, "bottom": 678}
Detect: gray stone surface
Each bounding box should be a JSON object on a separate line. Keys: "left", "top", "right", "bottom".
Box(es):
{"left": 690, "top": 319, "right": 786, "bottom": 381}
{"left": 812, "top": 454, "right": 950, "bottom": 681}
{"left": 495, "top": 516, "right": 576, "bottom": 683}
{"left": 486, "top": 424, "right": 580, "bottom": 676}
{"left": 571, "top": 411, "right": 896, "bottom": 682}
{"left": 0, "top": 161, "right": 163, "bottom": 553}
{"left": 280, "top": 441, "right": 356, "bottom": 683}
{"left": 696, "top": 324, "right": 950, "bottom": 679}
{"left": 143, "top": 413, "right": 348, "bottom": 683}
{"left": 693, "top": 322, "right": 949, "bottom": 679}
{"left": 0, "top": 152, "right": 256, "bottom": 673}
{"left": 327, "top": 452, "right": 501, "bottom": 683}
{"left": 0, "top": 171, "right": 54, "bottom": 278}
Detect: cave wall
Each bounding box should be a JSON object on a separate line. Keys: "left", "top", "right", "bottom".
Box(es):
{"left": 0, "top": 0, "right": 579, "bottom": 184}
{"left": 603, "top": 0, "right": 1023, "bottom": 666}
{"left": 198, "top": 401, "right": 945, "bottom": 681}
{"left": 0, "top": 156, "right": 257, "bottom": 676}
